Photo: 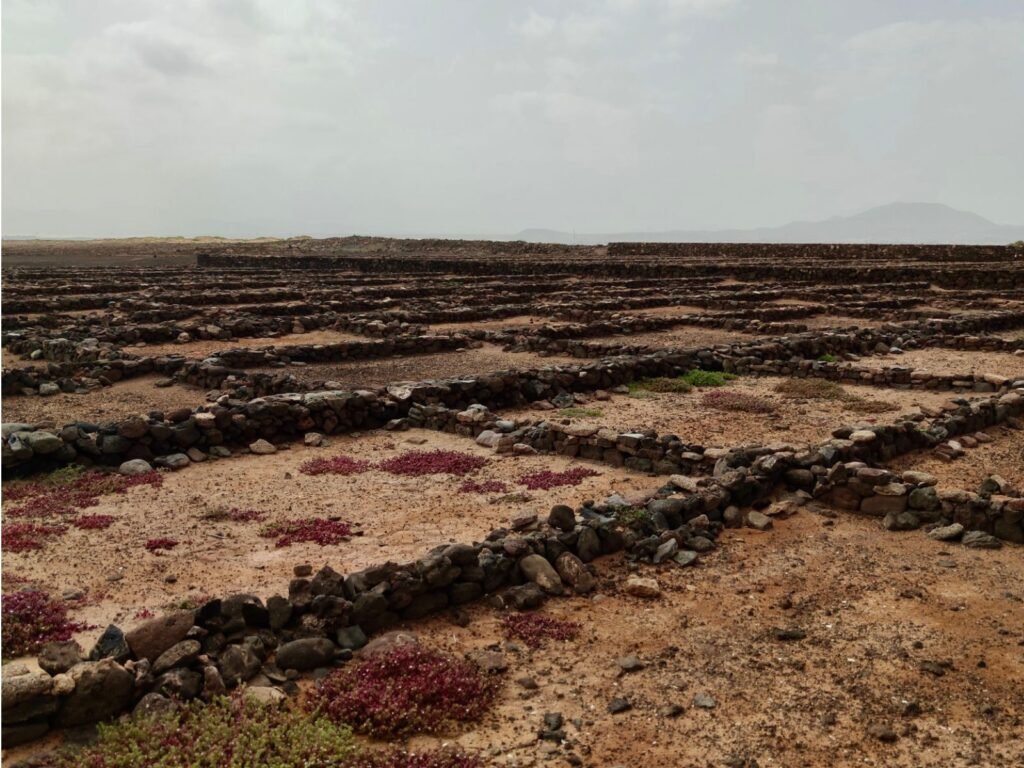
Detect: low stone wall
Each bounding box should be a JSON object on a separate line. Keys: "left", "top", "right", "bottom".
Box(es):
{"left": 5, "top": 322, "right": 1023, "bottom": 475}
{"left": 5, "top": 390, "right": 1020, "bottom": 746}
{"left": 816, "top": 465, "right": 1023, "bottom": 543}
{"left": 196, "top": 245, "right": 1024, "bottom": 289}
{"left": 404, "top": 388, "right": 1024, "bottom": 493}
{"left": 1, "top": 357, "right": 185, "bottom": 397}
{"left": 0, "top": 481, "right": 720, "bottom": 746}
{"left": 184, "top": 335, "right": 468, "bottom": 371}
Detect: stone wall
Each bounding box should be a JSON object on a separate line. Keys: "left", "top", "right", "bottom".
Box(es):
{"left": 5, "top": 390, "right": 1020, "bottom": 746}
{"left": 5, "top": 323, "right": 1023, "bottom": 474}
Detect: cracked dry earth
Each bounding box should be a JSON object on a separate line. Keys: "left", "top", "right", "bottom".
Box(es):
{"left": 401, "top": 508, "right": 1024, "bottom": 768}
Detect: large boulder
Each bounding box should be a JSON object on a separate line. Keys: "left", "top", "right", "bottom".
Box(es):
{"left": 126, "top": 611, "right": 194, "bottom": 662}
{"left": 555, "top": 552, "right": 595, "bottom": 594}
{"left": 2, "top": 666, "right": 68, "bottom": 723}
{"left": 25, "top": 431, "right": 63, "bottom": 455}
{"left": 57, "top": 660, "right": 134, "bottom": 726}
{"left": 275, "top": 638, "right": 337, "bottom": 671}
{"left": 38, "top": 641, "right": 83, "bottom": 676}
{"left": 119, "top": 458, "right": 154, "bottom": 476}
{"left": 153, "top": 640, "right": 202, "bottom": 675}
{"left": 519, "top": 554, "right": 564, "bottom": 596}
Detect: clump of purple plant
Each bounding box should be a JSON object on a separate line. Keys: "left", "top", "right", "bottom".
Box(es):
{"left": 260, "top": 518, "right": 353, "bottom": 548}
{"left": 144, "top": 537, "right": 178, "bottom": 553}
{"left": 458, "top": 479, "right": 509, "bottom": 494}
{"left": 377, "top": 450, "right": 487, "bottom": 477}
{"left": 300, "top": 455, "right": 372, "bottom": 476}
{"left": 701, "top": 389, "right": 778, "bottom": 413}
{"left": 2, "top": 590, "right": 90, "bottom": 658}
{"left": 2, "top": 522, "right": 68, "bottom": 552}
{"left": 502, "top": 612, "right": 581, "bottom": 649}
{"left": 72, "top": 514, "right": 116, "bottom": 530}
{"left": 5, "top": 470, "right": 162, "bottom": 519}
{"left": 517, "top": 467, "right": 600, "bottom": 491}
{"left": 307, "top": 644, "right": 500, "bottom": 738}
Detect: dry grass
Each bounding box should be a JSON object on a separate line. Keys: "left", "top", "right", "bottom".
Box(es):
{"left": 773, "top": 378, "right": 897, "bottom": 414}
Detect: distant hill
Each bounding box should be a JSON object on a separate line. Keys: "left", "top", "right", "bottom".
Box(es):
{"left": 517, "top": 203, "right": 1024, "bottom": 245}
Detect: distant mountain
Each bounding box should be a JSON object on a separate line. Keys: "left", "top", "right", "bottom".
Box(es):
{"left": 516, "top": 203, "right": 1024, "bottom": 245}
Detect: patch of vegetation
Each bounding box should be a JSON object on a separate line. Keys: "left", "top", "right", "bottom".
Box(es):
{"left": 843, "top": 398, "right": 898, "bottom": 414}
{"left": 518, "top": 467, "right": 600, "bottom": 490}
{"left": 502, "top": 612, "right": 581, "bottom": 649}
{"left": 773, "top": 378, "right": 898, "bottom": 413}
{"left": 52, "top": 696, "right": 359, "bottom": 768}
{"left": 680, "top": 369, "right": 737, "bottom": 387}
{"left": 558, "top": 406, "right": 604, "bottom": 418}
{"left": 260, "top": 518, "right": 353, "bottom": 548}
{"left": 2, "top": 522, "right": 68, "bottom": 552}
{"left": 377, "top": 450, "right": 487, "bottom": 477}
{"left": 71, "top": 514, "right": 116, "bottom": 530}
{"left": 774, "top": 379, "right": 847, "bottom": 400}
{"left": 458, "top": 479, "right": 509, "bottom": 494}
{"left": 4, "top": 469, "right": 162, "bottom": 519}
{"left": 2, "top": 590, "right": 91, "bottom": 658}
{"left": 817, "top": 353, "right": 837, "bottom": 363}
{"left": 628, "top": 377, "right": 692, "bottom": 395}
{"left": 615, "top": 505, "right": 651, "bottom": 528}
{"left": 701, "top": 390, "right": 778, "bottom": 413}
{"left": 351, "top": 749, "right": 484, "bottom": 768}
{"left": 41, "top": 465, "right": 87, "bottom": 486}
{"left": 307, "top": 644, "right": 499, "bottom": 739}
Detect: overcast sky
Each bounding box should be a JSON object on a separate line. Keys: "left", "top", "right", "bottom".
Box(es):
{"left": 3, "top": 0, "right": 1022, "bottom": 237}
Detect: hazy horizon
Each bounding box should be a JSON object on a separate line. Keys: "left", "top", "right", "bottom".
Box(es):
{"left": 4, "top": 1, "right": 1023, "bottom": 238}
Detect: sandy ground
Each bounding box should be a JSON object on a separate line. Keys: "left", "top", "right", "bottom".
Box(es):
{"left": 5, "top": 441, "right": 1024, "bottom": 767}
{"left": 885, "top": 425, "right": 1024, "bottom": 490}
{"left": 626, "top": 305, "right": 715, "bottom": 317}
{"left": 1, "top": 429, "right": 651, "bottom": 641}
{"left": 429, "top": 316, "right": 551, "bottom": 333}
{"left": 498, "top": 377, "right": 964, "bottom": 450}
{"left": 386, "top": 507, "right": 1024, "bottom": 767}
{"left": 872, "top": 348, "right": 1024, "bottom": 378}
{"left": 800, "top": 314, "right": 888, "bottom": 329}
{"left": 4, "top": 308, "right": 109, "bottom": 320}
{"left": 586, "top": 326, "right": 759, "bottom": 349}
{"left": 2, "top": 348, "right": 39, "bottom": 371}
{"left": 246, "top": 344, "right": 580, "bottom": 388}
{"left": 1, "top": 376, "right": 209, "bottom": 427}
{"left": 128, "top": 328, "right": 371, "bottom": 358}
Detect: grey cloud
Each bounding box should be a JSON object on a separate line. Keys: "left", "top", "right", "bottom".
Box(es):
{"left": 2, "top": 0, "right": 1022, "bottom": 237}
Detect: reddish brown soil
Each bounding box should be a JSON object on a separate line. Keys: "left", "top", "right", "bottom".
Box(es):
{"left": 627, "top": 305, "right": 715, "bottom": 317}
{"left": 873, "top": 349, "right": 1024, "bottom": 377}
{"left": 1, "top": 376, "right": 209, "bottom": 427}
{"left": 402, "top": 508, "right": 1023, "bottom": 767}
{"left": 586, "top": 326, "right": 759, "bottom": 348}
{"left": 429, "top": 316, "right": 551, "bottom": 332}
{"left": 500, "top": 378, "right": 965, "bottom": 449}
{"left": 245, "top": 344, "right": 579, "bottom": 389}
{"left": 2, "top": 430, "right": 649, "bottom": 638}
{"left": 800, "top": 314, "right": 887, "bottom": 328}
{"left": 129, "top": 328, "right": 370, "bottom": 358}
{"left": 885, "top": 426, "right": 1024, "bottom": 490}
